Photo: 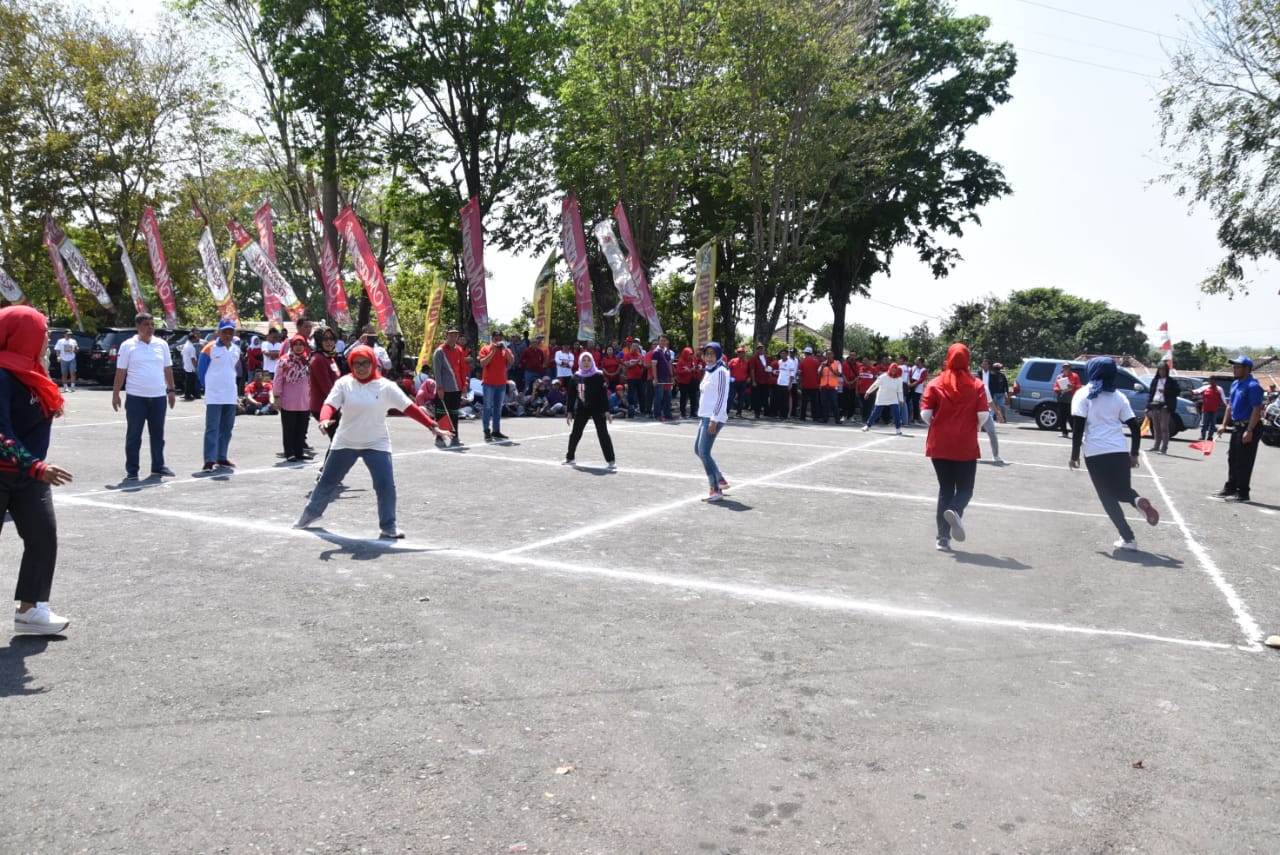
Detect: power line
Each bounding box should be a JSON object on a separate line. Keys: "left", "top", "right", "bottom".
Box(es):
{"left": 1019, "top": 47, "right": 1161, "bottom": 80}
{"left": 1010, "top": 0, "right": 1181, "bottom": 41}
{"left": 861, "top": 296, "right": 944, "bottom": 321}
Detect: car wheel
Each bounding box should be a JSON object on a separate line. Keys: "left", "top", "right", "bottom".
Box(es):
{"left": 1169, "top": 415, "right": 1183, "bottom": 437}
{"left": 1262, "top": 429, "right": 1280, "bottom": 447}
{"left": 1034, "top": 403, "right": 1058, "bottom": 431}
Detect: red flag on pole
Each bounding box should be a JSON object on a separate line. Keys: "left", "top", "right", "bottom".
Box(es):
{"left": 253, "top": 203, "right": 282, "bottom": 323}
{"left": 139, "top": 207, "right": 178, "bottom": 328}
{"left": 315, "top": 209, "right": 352, "bottom": 328}
{"left": 1158, "top": 322, "right": 1172, "bottom": 367}
{"left": 43, "top": 219, "right": 83, "bottom": 329}
{"left": 227, "top": 220, "right": 304, "bottom": 322}
{"left": 562, "top": 194, "right": 595, "bottom": 342}
{"left": 334, "top": 206, "right": 399, "bottom": 335}
{"left": 613, "top": 201, "right": 663, "bottom": 337}
{"left": 459, "top": 197, "right": 489, "bottom": 341}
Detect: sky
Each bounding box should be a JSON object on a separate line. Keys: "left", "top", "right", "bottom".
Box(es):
{"left": 89, "top": 0, "right": 1278, "bottom": 350}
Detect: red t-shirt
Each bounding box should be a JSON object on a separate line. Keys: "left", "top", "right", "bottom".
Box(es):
{"left": 1200, "top": 383, "right": 1224, "bottom": 412}
{"left": 519, "top": 345, "right": 545, "bottom": 373}
{"left": 624, "top": 351, "right": 645, "bottom": 380}
{"left": 448, "top": 345, "right": 470, "bottom": 388}
{"left": 921, "top": 375, "right": 988, "bottom": 461}
{"left": 479, "top": 345, "right": 512, "bottom": 386}
{"left": 798, "top": 355, "right": 821, "bottom": 389}
{"left": 600, "top": 354, "right": 622, "bottom": 381}
{"left": 729, "top": 356, "right": 750, "bottom": 381}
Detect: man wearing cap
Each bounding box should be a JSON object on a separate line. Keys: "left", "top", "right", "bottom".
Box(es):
{"left": 1053, "top": 362, "right": 1081, "bottom": 438}
{"left": 797, "top": 346, "right": 821, "bottom": 420}
{"left": 728, "top": 346, "right": 750, "bottom": 417}
{"left": 111, "top": 312, "right": 177, "bottom": 480}
{"left": 478, "top": 329, "right": 515, "bottom": 441}
{"left": 1213, "top": 355, "right": 1265, "bottom": 503}
{"left": 433, "top": 327, "right": 465, "bottom": 447}
{"left": 197, "top": 320, "right": 242, "bottom": 471}
{"left": 988, "top": 360, "right": 1009, "bottom": 423}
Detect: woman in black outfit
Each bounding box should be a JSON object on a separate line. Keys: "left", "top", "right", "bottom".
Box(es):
{"left": 1145, "top": 361, "right": 1180, "bottom": 455}
{"left": 563, "top": 352, "right": 616, "bottom": 469}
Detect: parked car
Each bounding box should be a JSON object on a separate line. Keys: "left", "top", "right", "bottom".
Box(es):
{"left": 87, "top": 328, "right": 140, "bottom": 385}
{"left": 45, "top": 328, "right": 96, "bottom": 382}
{"left": 1009, "top": 358, "right": 1199, "bottom": 435}
{"left": 1261, "top": 399, "right": 1280, "bottom": 447}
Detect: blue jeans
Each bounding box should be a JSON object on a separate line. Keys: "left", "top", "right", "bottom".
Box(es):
{"left": 482, "top": 384, "right": 507, "bottom": 434}
{"left": 1200, "top": 410, "right": 1221, "bottom": 440}
{"left": 819, "top": 389, "right": 840, "bottom": 422}
{"left": 125, "top": 394, "right": 167, "bottom": 475}
{"left": 306, "top": 448, "right": 397, "bottom": 532}
{"left": 694, "top": 417, "right": 724, "bottom": 489}
{"left": 730, "top": 380, "right": 747, "bottom": 414}
{"left": 867, "top": 403, "right": 902, "bottom": 430}
{"left": 652, "top": 383, "right": 673, "bottom": 419}
{"left": 203, "top": 404, "right": 237, "bottom": 463}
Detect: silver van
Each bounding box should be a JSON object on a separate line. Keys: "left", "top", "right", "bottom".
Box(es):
{"left": 1009, "top": 358, "right": 1198, "bottom": 435}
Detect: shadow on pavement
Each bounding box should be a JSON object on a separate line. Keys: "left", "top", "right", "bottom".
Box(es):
{"left": 0, "top": 636, "right": 65, "bottom": 698}
{"left": 1100, "top": 550, "right": 1185, "bottom": 569}
{"left": 309, "top": 529, "right": 444, "bottom": 562}
{"left": 949, "top": 551, "right": 1033, "bottom": 571}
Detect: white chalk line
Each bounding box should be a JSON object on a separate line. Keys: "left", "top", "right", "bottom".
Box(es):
{"left": 1140, "top": 452, "right": 1263, "bottom": 648}
{"left": 53, "top": 414, "right": 204, "bottom": 429}
{"left": 53, "top": 494, "right": 1236, "bottom": 652}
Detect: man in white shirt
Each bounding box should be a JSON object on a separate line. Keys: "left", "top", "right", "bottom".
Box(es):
{"left": 180, "top": 329, "right": 201, "bottom": 400}
{"left": 198, "top": 319, "right": 242, "bottom": 471}
{"left": 111, "top": 312, "right": 177, "bottom": 480}
{"left": 554, "top": 347, "right": 574, "bottom": 379}
{"left": 261, "top": 327, "right": 284, "bottom": 376}
{"left": 776, "top": 348, "right": 798, "bottom": 419}
{"left": 54, "top": 330, "right": 78, "bottom": 390}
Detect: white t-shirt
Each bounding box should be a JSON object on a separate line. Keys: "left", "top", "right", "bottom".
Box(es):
{"left": 55, "top": 337, "right": 78, "bottom": 361}
{"left": 555, "top": 350, "right": 574, "bottom": 377}
{"left": 202, "top": 341, "right": 241, "bottom": 405}
{"left": 1071, "top": 387, "right": 1134, "bottom": 458}
{"left": 373, "top": 344, "right": 393, "bottom": 371}
{"left": 116, "top": 335, "right": 172, "bottom": 397}
{"left": 181, "top": 340, "right": 199, "bottom": 372}
{"left": 324, "top": 375, "right": 412, "bottom": 452}
{"left": 262, "top": 339, "right": 283, "bottom": 374}
{"left": 776, "top": 357, "right": 797, "bottom": 386}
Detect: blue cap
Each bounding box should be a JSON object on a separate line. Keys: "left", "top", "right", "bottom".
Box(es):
{"left": 218, "top": 318, "right": 236, "bottom": 330}
{"left": 1230, "top": 355, "right": 1254, "bottom": 368}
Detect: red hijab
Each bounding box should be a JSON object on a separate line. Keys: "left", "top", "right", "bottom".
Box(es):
{"left": 0, "top": 306, "right": 63, "bottom": 417}
{"left": 345, "top": 344, "right": 381, "bottom": 384}
{"left": 933, "top": 342, "right": 980, "bottom": 408}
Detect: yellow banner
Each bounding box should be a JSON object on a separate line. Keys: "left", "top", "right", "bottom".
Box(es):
{"left": 417, "top": 271, "right": 445, "bottom": 375}
{"left": 692, "top": 241, "right": 716, "bottom": 347}
{"left": 532, "top": 251, "right": 556, "bottom": 345}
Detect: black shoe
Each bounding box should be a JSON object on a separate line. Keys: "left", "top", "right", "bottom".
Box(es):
{"left": 491, "top": 432, "right": 509, "bottom": 440}
{"left": 450, "top": 437, "right": 464, "bottom": 447}
{"left": 152, "top": 467, "right": 176, "bottom": 477}
{"left": 1225, "top": 494, "right": 1250, "bottom": 503}
{"left": 1211, "top": 489, "right": 1237, "bottom": 499}
{"left": 484, "top": 431, "right": 493, "bottom": 441}
{"left": 435, "top": 436, "right": 447, "bottom": 448}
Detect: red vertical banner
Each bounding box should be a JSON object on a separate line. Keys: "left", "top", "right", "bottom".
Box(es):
{"left": 45, "top": 217, "right": 115, "bottom": 311}
{"left": 315, "top": 209, "right": 352, "bottom": 329}
{"left": 561, "top": 194, "right": 595, "bottom": 342}
{"left": 253, "top": 203, "right": 282, "bottom": 323}
{"left": 459, "top": 196, "right": 489, "bottom": 341}
{"left": 43, "top": 219, "right": 82, "bottom": 329}
{"left": 138, "top": 207, "right": 178, "bottom": 328}
{"left": 227, "top": 220, "right": 304, "bottom": 322}
{"left": 333, "top": 206, "right": 400, "bottom": 335}
{"left": 197, "top": 227, "right": 239, "bottom": 322}
{"left": 613, "top": 201, "right": 663, "bottom": 337}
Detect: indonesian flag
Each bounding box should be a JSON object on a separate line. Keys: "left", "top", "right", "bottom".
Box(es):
{"left": 561, "top": 195, "right": 595, "bottom": 342}
{"left": 334, "top": 206, "right": 399, "bottom": 335}
{"left": 43, "top": 222, "right": 81, "bottom": 328}
{"left": 228, "top": 220, "right": 305, "bottom": 322}
{"left": 592, "top": 219, "right": 639, "bottom": 312}
{"left": 197, "top": 226, "right": 239, "bottom": 322}
{"left": 252, "top": 203, "right": 281, "bottom": 322}
{"left": 459, "top": 197, "right": 489, "bottom": 341}
{"left": 0, "top": 265, "right": 26, "bottom": 304}
{"left": 138, "top": 207, "right": 178, "bottom": 328}
{"left": 315, "top": 209, "right": 352, "bottom": 328}
{"left": 117, "top": 236, "right": 148, "bottom": 316}
{"left": 613, "top": 201, "right": 663, "bottom": 338}
{"left": 1158, "top": 322, "right": 1172, "bottom": 367}
{"left": 45, "top": 217, "right": 115, "bottom": 311}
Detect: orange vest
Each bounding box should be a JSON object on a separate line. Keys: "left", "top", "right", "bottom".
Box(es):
{"left": 819, "top": 363, "right": 841, "bottom": 390}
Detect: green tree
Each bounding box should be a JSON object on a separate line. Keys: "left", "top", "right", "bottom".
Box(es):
{"left": 1160, "top": 0, "right": 1280, "bottom": 295}
{"left": 1170, "top": 340, "right": 1200, "bottom": 370}
{"left": 1073, "top": 309, "right": 1146, "bottom": 357}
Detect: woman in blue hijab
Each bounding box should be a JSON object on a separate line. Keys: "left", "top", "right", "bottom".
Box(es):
{"left": 695, "top": 342, "right": 731, "bottom": 501}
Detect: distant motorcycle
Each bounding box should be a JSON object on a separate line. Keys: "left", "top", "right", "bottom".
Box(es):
{"left": 1261, "top": 399, "right": 1280, "bottom": 446}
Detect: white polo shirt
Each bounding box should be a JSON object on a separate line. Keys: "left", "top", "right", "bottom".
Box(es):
{"left": 116, "top": 335, "right": 172, "bottom": 397}
{"left": 202, "top": 340, "right": 242, "bottom": 405}
{"left": 55, "top": 337, "right": 78, "bottom": 362}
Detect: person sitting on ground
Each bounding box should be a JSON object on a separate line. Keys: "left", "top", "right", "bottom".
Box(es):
{"left": 608, "top": 384, "right": 626, "bottom": 416}
{"left": 545, "top": 379, "right": 566, "bottom": 415}
{"left": 503, "top": 380, "right": 525, "bottom": 417}
{"left": 528, "top": 377, "right": 550, "bottom": 415}
{"left": 242, "top": 369, "right": 274, "bottom": 415}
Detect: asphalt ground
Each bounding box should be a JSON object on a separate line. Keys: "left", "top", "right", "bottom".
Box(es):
{"left": 4, "top": 388, "right": 1280, "bottom": 854}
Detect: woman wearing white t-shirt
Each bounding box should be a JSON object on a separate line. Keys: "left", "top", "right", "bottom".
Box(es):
{"left": 1069, "top": 357, "right": 1160, "bottom": 552}
{"left": 293, "top": 344, "right": 451, "bottom": 539}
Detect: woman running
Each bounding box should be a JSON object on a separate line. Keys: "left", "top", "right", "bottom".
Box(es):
{"left": 294, "top": 344, "right": 451, "bottom": 539}
{"left": 695, "top": 342, "right": 731, "bottom": 502}
{"left": 1069, "top": 357, "right": 1160, "bottom": 552}
{"left": 920, "top": 343, "right": 989, "bottom": 551}
{"left": 563, "top": 352, "right": 616, "bottom": 469}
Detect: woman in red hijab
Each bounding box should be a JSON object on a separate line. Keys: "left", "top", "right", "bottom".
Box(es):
{"left": 920, "top": 343, "right": 989, "bottom": 551}
{"left": 0, "top": 306, "right": 74, "bottom": 633}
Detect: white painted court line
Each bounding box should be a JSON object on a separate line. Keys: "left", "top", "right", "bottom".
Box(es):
{"left": 855, "top": 446, "right": 1155, "bottom": 478}
{"left": 55, "top": 494, "right": 1237, "bottom": 652}
{"left": 53, "top": 414, "right": 204, "bottom": 429}
{"left": 1140, "top": 453, "right": 1263, "bottom": 649}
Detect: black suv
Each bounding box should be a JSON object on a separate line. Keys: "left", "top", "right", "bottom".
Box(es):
{"left": 46, "top": 328, "right": 96, "bottom": 382}
{"left": 88, "top": 328, "right": 143, "bottom": 385}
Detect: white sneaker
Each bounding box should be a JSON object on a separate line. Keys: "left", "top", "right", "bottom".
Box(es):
{"left": 14, "top": 603, "right": 70, "bottom": 635}
{"left": 607, "top": 461, "right": 617, "bottom": 471}
{"left": 935, "top": 538, "right": 950, "bottom": 552}
{"left": 1113, "top": 539, "right": 1138, "bottom": 552}
{"left": 379, "top": 529, "right": 405, "bottom": 540}
{"left": 993, "top": 457, "right": 1005, "bottom": 466}
{"left": 943, "top": 509, "right": 965, "bottom": 542}
{"left": 861, "top": 425, "right": 870, "bottom": 432}
{"left": 895, "top": 429, "right": 903, "bottom": 435}
{"left": 293, "top": 509, "right": 321, "bottom": 529}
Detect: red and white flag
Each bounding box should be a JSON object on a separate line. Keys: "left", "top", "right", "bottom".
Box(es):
{"left": 333, "top": 206, "right": 399, "bottom": 335}
{"left": 613, "top": 201, "right": 663, "bottom": 338}
{"left": 45, "top": 217, "right": 115, "bottom": 311}
{"left": 138, "top": 207, "right": 178, "bottom": 328}
{"left": 592, "top": 219, "right": 639, "bottom": 314}
{"left": 315, "top": 209, "right": 352, "bottom": 328}
{"left": 197, "top": 226, "right": 239, "bottom": 322}
{"left": 0, "top": 265, "right": 26, "bottom": 304}
{"left": 117, "top": 236, "right": 148, "bottom": 316}
{"left": 227, "top": 220, "right": 304, "bottom": 322}
{"left": 561, "top": 194, "right": 595, "bottom": 342}
{"left": 43, "top": 221, "right": 81, "bottom": 328}
{"left": 1158, "top": 321, "right": 1172, "bottom": 367}
{"left": 459, "top": 196, "right": 489, "bottom": 341}
{"left": 252, "top": 203, "right": 282, "bottom": 322}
